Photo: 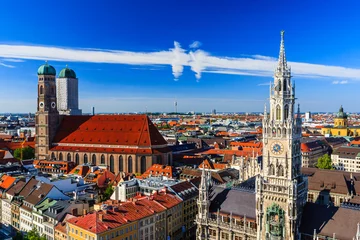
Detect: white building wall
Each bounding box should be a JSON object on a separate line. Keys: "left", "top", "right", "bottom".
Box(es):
{"left": 19, "top": 208, "right": 33, "bottom": 232}
{"left": 1, "top": 199, "right": 12, "bottom": 232}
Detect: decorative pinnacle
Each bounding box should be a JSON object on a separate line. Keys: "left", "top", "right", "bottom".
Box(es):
{"left": 277, "top": 30, "right": 288, "bottom": 72}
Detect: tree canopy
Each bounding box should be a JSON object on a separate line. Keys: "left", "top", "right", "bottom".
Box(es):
{"left": 316, "top": 154, "right": 334, "bottom": 170}
{"left": 13, "top": 146, "right": 35, "bottom": 160}
{"left": 101, "top": 184, "right": 114, "bottom": 201}
{"left": 13, "top": 228, "right": 46, "bottom": 240}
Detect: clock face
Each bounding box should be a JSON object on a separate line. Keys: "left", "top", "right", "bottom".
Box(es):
{"left": 39, "top": 102, "right": 44, "bottom": 108}
{"left": 51, "top": 102, "right": 56, "bottom": 108}
{"left": 271, "top": 142, "right": 283, "bottom": 154}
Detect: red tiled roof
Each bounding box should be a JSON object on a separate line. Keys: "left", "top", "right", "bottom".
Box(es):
{"left": 140, "top": 164, "right": 175, "bottom": 178}
{"left": 0, "top": 174, "right": 16, "bottom": 190}
{"left": 199, "top": 159, "right": 228, "bottom": 170}
{"left": 52, "top": 115, "right": 167, "bottom": 147}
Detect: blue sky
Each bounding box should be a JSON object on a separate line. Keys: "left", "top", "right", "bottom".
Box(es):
{"left": 1, "top": 0, "right": 360, "bottom": 113}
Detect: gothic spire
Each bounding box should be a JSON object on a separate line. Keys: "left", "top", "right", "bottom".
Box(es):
{"left": 356, "top": 222, "right": 360, "bottom": 240}
{"left": 277, "top": 30, "right": 288, "bottom": 73}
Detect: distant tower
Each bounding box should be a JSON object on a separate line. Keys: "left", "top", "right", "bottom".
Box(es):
{"left": 256, "top": 31, "right": 308, "bottom": 240}
{"left": 35, "top": 62, "right": 59, "bottom": 160}
{"left": 174, "top": 100, "right": 178, "bottom": 113}
{"left": 56, "top": 66, "right": 82, "bottom": 115}
{"left": 196, "top": 168, "right": 210, "bottom": 239}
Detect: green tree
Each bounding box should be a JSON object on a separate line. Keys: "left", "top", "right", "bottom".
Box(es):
{"left": 13, "top": 228, "right": 46, "bottom": 240}
{"left": 101, "top": 184, "right": 114, "bottom": 201}
{"left": 316, "top": 154, "right": 334, "bottom": 170}
{"left": 13, "top": 146, "right": 35, "bottom": 160}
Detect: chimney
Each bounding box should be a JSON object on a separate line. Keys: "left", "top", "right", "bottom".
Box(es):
{"left": 71, "top": 208, "right": 78, "bottom": 216}
{"left": 92, "top": 107, "right": 95, "bottom": 116}
{"left": 99, "top": 213, "right": 104, "bottom": 222}
{"left": 83, "top": 209, "right": 87, "bottom": 215}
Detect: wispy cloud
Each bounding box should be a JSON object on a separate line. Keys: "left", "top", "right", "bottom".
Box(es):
{"left": 332, "top": 80, "right": 348, "bottom": 84}
{"left": 257, "top": 82, "right": 271, "bottom": 86}
{"left": 189, "top": 41, "right": 202, "bottom": 49}
{"left": 0, "top": 62, "right": 15, "bottom": 68}
{"left": 1, "top": 43, "right": 360, "bottom": 81}
{"left": 1, "top": 58, "right": 24, "bottom": 63}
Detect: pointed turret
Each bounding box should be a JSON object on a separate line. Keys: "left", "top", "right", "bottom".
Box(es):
{"left": 356, "top": 222, "right": 360, "bottom": 240}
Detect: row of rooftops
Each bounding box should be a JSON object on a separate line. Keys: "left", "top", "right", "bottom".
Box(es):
{"left": 68, "top": 190, "right": 183, "bottom": 234}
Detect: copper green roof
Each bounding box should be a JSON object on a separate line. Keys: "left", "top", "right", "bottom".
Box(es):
{"left": 37, "top": 62, "right": 56, "bottom": 76}
{"left": 33, "top": 198, "right": 57, "bottom": 214}
{"left": 336, "top": 105, "right": 347, "bottom": 119}
{"left": 59, "top": 66, "right": 76, "bottom": 78}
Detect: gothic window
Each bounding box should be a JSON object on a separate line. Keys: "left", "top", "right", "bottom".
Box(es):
{"left": 140, "top": 156, "right": 146, "bottom": 173}
{"left": 51, "top": 152, "right": 55, "bottom": 160}
{"left": 283, "top": 79, "right": 287, "bottom": 91}
{"left": 109, "top": 155, "right": 114, "bottom": 173}
{"left": 278, "top": 165, "right": 284, "bottom": 177}
{"left": 67, "top": 153, "right": 71, "bottom": 161}
{"left": 59, "top": 153, "right": 63, "bottom": 161}
{"left": 119, "top": 156, "right": 124, "bottom": 171}
{"left": 284, "top": 105, "right": 289, "bottom": 119}
{"left": 128, "top": 156, "right": 133, "bottom": 173}
{"left": 39, "top": 86, "right": 43, "bottom": 95}
{"left": 277, "top": 128, "right": 281, "bottom": 135}
{"left": 283, "top": 128, "right": 287, "bottom": 135}
{"left": 92, "top": 154, "right": 96, "bottom": 165}
{"left": 269, "top": 164, "right": 275, "bottom": 175}
{"left": 83, "top": 154, "right": 88, "bottom": 164}
{"left": 100, "top": 154, "right": 105, "bottom": 165}
{"left": 276, "top": 105, "right": 281, "bottom": 120}
{"left": 75, "top": 154, "right": 79, "bottom": 165}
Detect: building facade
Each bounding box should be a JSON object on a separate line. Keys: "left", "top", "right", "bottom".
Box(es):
{"left": 34, "top": 63, "right": 172, "bottom": 174}
{"left": 331, "top": 146, "right": 360, "bottom": 172}
{"left": 56, "top": 66, "right": 82, "bottom": 116}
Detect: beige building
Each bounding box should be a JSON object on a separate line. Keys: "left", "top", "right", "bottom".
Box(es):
{"left": 331, "top": 146, "right": 360, "bottom": 172}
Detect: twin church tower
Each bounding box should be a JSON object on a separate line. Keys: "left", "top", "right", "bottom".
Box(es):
{"left": 35, "top": 64, "right": 81, "bottom": 159}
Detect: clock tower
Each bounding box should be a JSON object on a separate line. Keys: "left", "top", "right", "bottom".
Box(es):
{"left": 35, "top": 62, "right": 59, "bottom": 160}
{"left": 256, "top": 31, "right": 308, "bottom": 240}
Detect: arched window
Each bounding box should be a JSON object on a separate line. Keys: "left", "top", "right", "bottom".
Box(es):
{"left": 277, "top": 128, "right": 281, "bottom": 135}
{"left": 39, "top": 86, "right": 43, "bottom": 95}
{"left": 283, "top": 128, "right": 287, "bottom": 135}
{"left": 276, "top": 105, "right": 281, "bottom": 120}
{"left": 284, "top": 105, "right": 289, "bottom": 120}
{"left": 51, "top": 152, "right": 55, "bottom": 160}
{"left": 278, "top": 165, "right": 284, "bottom": 177}
{"left": 59, "top": 153, "right": 63, "bottom": 161}
{"left": 92, "top": 154, "right": 96, "bottom": 165}
{"left": 269, "top": 164, "right": 275, "bottom": 175}
{"left": 101, "top": 154, "right": 105, "bottom": 165}
{"left": 140, "top": 156, "right": 146, "bottom": 173}
{"left": 67, "top": 153, "right": 71, "bottom": 161}
{"left": 119, "top": 156, "right": 124, "bottom": 172}
{"left": 110, "top": 155, "right": 114, "bottom": 173}
{"left": 51, "top": 87, "right": 55, "bottom": 95}
{"left": 75, "top": 154, "right": 79, "bottom": 165}
{"left": 128, "top": 156, "right": 133, "bottom": 173}
{"left": 283, "top": 79, "right": 287, "bottom": 92}
{"left": 84, "top": 154, "right": 88, "bottom": 164}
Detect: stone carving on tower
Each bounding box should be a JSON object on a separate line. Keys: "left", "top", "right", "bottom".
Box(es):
{"left": 256, "top": 31, "right": 308, "bottom": 240}
{"left": 35, "top": 62, "right": 60, "bottom": 160}
{"left": 196, "top": 167, "right": 211, "bottom": 240}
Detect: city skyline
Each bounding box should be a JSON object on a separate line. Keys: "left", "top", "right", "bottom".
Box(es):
{"left": 1, "top": 1, "right": 360, "bottom": 113}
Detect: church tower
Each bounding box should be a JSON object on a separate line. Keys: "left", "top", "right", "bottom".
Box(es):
{"left": 256, "top": 31, "right": 308, "bottom": 240}
{"left": 35, "top": 62, "right": 59, "bottom": 160}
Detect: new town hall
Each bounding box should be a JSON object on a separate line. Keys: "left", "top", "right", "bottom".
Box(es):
{"left": 196, "top": 32, "right": 360, "bottom": 240}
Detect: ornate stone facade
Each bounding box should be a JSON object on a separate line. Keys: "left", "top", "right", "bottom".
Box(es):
{"left": 256, "top": 31, "right": 308, "bottom": 240}
{"left": 196, "top": 31, "right": 308, "bottom": 240}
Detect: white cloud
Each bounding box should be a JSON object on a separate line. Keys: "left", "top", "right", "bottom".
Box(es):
{"left": 170, "top": 42, "right": 188, "bottom": 80}
{"left": 0, "top": 62, "right": 15, "bottom": 68}
{"left": 1, "top": 42, "right": 360, "bottom": 81}
{"left": 1, "top": 58, "right": 24, "bottom": 62}
{"left": 189, "top": 41, "right": 202, "bottom": 49}
{"left": 332, "top": 80, "right": 348, "bottom": 84}
{"left": 257, "top": 82, "right": 271, "bottom": 86}
{"left": 189, "top": 50, "right": 208, "bottom": 80}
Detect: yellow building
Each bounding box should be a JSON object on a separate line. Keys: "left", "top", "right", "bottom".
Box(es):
{"left": 322, "top": 106, "right": 360, "bottom": 137}
{"left": 67, "top": 210, "right": 138, "bottom": 240}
